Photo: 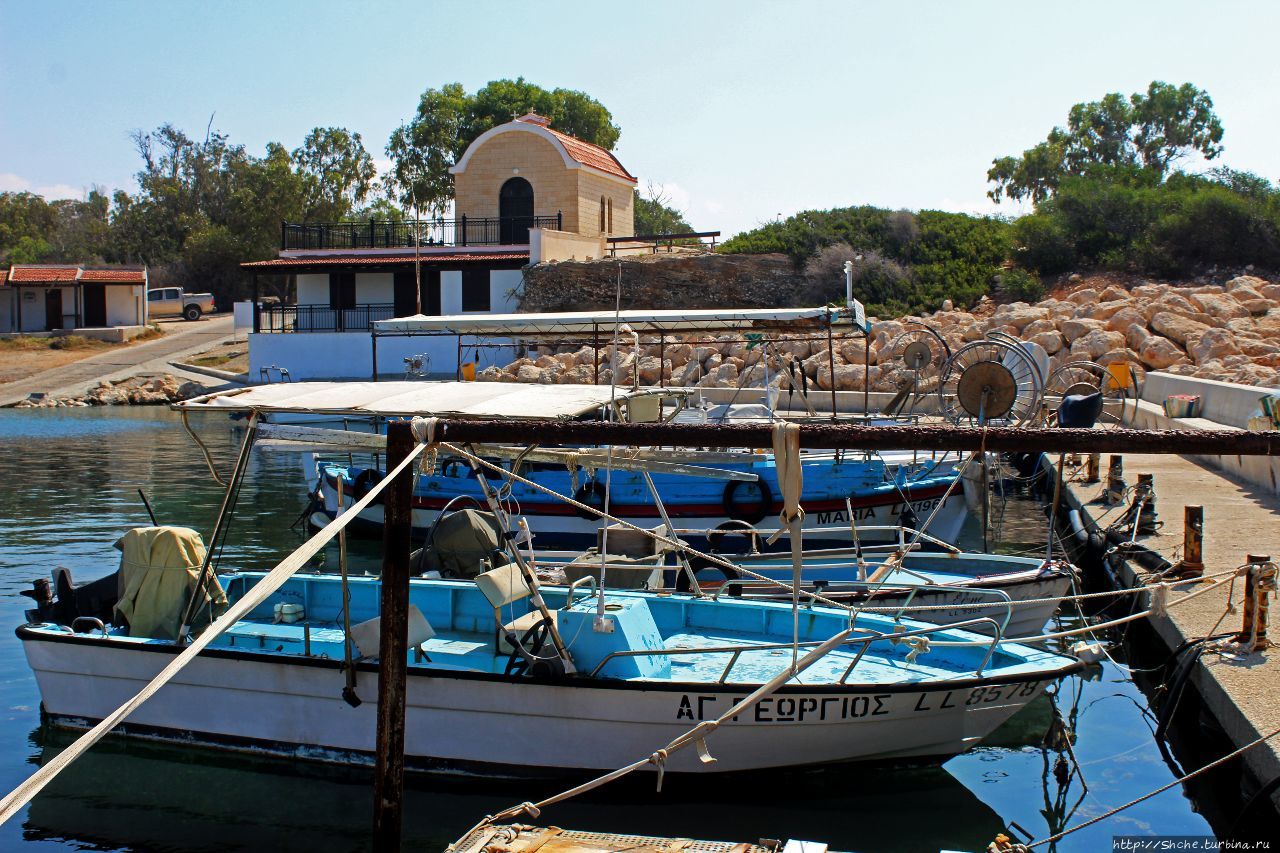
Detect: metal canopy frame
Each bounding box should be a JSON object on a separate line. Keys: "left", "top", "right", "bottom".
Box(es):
{"left": 369, "top": 307, "right": 872, "bottom": 419}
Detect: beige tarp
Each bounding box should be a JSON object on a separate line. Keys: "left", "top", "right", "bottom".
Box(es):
{"left": 372, "top": 306, "right": 844, "bottom": 336}
{"left": 113, "top": 526, "right": 227, "bottom": 640}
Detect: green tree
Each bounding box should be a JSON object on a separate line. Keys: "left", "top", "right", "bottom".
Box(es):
{"left": 386, "top": 78, "right": 620, "bottom": 214}
{"left": 292, "top": 127, "right": 376, "bottom": 221}
{"left": 634, "top": 183, "right": 692, "bottom": 236}
{"left": 988, "top": 81, "right": 1224, "bottom": 203}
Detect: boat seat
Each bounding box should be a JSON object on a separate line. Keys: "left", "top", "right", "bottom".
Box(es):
{"left": 474, "top": 563, "right": 556, "bottom": 654}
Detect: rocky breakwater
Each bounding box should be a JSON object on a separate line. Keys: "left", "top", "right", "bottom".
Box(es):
{"left": 13, "top": 374, "right": 210, "bottom": 408}
{"left": 478, "top": 275, "right": 1280, "bottom": 392}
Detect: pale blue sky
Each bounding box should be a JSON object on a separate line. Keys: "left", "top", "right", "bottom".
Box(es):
{"left": 2, "top": 0, "right": 1278, "bottom": 237}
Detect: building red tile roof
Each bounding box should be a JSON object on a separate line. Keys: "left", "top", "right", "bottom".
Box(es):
{"left": 9, "top": 265, "right": 81, "bottom": 283}
{"left": 80, "top": 268, "right": 147, "bottom": 283}
{"left": 514, "top": 114, "right": 636, "bottom": 184}
{"left": 4, "top": 264, "right": 147, "bottom": 285}
{"left": 241, "top": 252, "right": 529, "bottom": 270}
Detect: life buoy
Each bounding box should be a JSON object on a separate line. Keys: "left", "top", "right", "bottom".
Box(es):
{"left": 675, "top": 561, "right": 741, "bottom": 593}
{"left": 352, "top": 468, "right": 385, "bottom": 504}
{"left": 572, "top": 480, "right": 608, "bottom": 519}
{"left": 706, "top": 520, "right": 763, "bottom": 555}
{"left": 722, "top": 479, "right": 773, "bottom": 524}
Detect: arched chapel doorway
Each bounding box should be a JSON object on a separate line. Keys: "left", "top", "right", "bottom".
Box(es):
{"left": 499, "top": 177, "right": 534, "bottom": 244}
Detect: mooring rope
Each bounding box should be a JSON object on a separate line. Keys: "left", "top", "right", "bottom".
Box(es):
{"left": 0, "top": 429, "right": 432, "bottom": 826}
{"left": 456, "top": 626, "right": 856, "bottom": 843}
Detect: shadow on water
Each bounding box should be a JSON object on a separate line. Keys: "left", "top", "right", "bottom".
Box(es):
{"left": 24, "top": 726, "right": 1007, "bottom": 853}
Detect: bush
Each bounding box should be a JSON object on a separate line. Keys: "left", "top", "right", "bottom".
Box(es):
{"left": 1013, "top": 215, "right": 1076, "bottom": 274}
{"left": 993, "top": 268, "right": 1045, "bottom": 303}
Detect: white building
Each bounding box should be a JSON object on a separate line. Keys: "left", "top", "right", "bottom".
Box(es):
{"left": 0, "top": 265, "right": 148, "bottom": 339}
{"left": 244, "top": 112, "right": 640, "bottom": 381}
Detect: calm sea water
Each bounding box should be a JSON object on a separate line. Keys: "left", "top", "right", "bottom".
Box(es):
{"left": 0, "top": 408, "right": 1226, "bottom": 852}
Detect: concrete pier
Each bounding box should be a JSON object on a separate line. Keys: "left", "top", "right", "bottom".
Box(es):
{"left": 1059, "top": 450, "right": 1280, "bottom": 806}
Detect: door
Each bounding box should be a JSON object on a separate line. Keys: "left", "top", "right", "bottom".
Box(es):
{"left": 397, "top": 268, "right": 441, "bottom": 316}
{"left": 44, "top": 289, "right": 63, "bottom": 332}
{"left": 498, "top": 177, "right": 534, "bottom": 244}
{"left": 83, "top": 284, "right": 107, "bottom": 327}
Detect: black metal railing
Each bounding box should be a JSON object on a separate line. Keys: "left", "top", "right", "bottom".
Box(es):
{"left": 280, "top": 214, "right": 562, "bottom": 251}
{"left": 256, "top": 303, "right": 399, "bottom": 333}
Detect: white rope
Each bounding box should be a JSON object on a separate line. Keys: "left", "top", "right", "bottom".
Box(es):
{"left": 0, "top": 434, "right": 430, "bottom": 826}
{"left": 770, "top": 422, "right": 805, "bottom": 667}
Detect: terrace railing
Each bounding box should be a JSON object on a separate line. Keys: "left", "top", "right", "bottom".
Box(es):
{"left": 256, "top": 303, "right": 398, "bottom": 334}
{"left": 281, "top": 214, "right": 562, "bottom": 251}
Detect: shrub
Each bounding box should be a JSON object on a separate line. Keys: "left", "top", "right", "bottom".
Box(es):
{"left": 1012, "top": 215, "right": 1076, "bottom": 274}
{"left": 993, "top": 268, "right": 1045, "bottom": 303}
{"left": 802, "top": 244, "right": 910, "bottom": 312}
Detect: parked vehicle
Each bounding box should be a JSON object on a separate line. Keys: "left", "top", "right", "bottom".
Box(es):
{"left": 147, "top": 286, "right": 216, "bottom": 321}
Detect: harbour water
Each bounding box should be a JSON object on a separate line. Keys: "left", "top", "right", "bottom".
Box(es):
{"left": 0, "top": 408, "right": 1225, "bottom": 851}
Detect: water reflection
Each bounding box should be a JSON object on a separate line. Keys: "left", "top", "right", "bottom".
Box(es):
{"left": 0, "top": 409, "right": 1226, "bottom": 851}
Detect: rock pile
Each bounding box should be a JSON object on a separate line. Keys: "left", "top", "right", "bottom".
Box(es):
{"left": 479, "top": 275, "right": 1280, "bottom": 391}
{"left": 14, "top": 374, "right": 210, "bottom": 408}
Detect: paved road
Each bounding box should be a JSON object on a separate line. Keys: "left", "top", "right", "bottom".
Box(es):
{"left": 0, "top": 315, "right": 237, "bottom": 406}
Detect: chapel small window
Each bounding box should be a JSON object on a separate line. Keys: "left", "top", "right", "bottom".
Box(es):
{"left": 599, "top": 196, "right": 606, "bottom": 233}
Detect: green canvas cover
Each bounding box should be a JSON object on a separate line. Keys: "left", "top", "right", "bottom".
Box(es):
{"left": 564, "top": 551, "right": 661, "bottom": 590}
{"left": 417, "top": 509, "right": 510, "bottom": 579}
{"left": 113, "top": 526, "right": 227, "bottom": 640}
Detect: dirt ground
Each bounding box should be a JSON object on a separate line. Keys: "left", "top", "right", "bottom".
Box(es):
{"left": 181, "top": 339, "right": 249, "bottom": 374}
{"left": 0, "top": 330, "right": 162, "bottom": 384}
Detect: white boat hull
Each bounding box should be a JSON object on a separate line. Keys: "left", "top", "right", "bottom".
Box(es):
{"left": 23, "top": 633, "right": 1055, "bottom": 775}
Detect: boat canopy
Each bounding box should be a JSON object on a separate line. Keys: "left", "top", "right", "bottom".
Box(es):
{"left": 373, "top": 307, "right": 847, "bottom": 336}
{"left": 177, "top": 381, "right": 648, "bottom": 419}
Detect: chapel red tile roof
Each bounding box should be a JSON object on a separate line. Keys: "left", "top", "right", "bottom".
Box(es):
{"left": 241, "top": 252, "right": 529, "bottom": 270}
{"left": 513, "top": 114, "right": 636, "bottom": 184}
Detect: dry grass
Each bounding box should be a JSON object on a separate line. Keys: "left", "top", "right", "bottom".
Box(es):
{"left": 0, "top": 325, "right": 166, "bottom": 384}
{"left": 182, "top": 340, "right": 248, "bottom": 374}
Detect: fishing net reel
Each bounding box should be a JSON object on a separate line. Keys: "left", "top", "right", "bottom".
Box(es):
{"left": 937, "top": 339, "right": 1042, "bottom": 427}
{"left": 1044, "top": 360, "right": 1133, "bottom": 429}
{"left": 884, "top": 323, "right": 951, "bottom": 418}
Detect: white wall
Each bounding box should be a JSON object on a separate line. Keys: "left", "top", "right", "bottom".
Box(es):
{"left": 249, "top": 331, "right": 517, "bottom": 381}
{"left": 297, "top": 274, "right": 329, "bottom": 306}
{"left": 440, "top": 271, "right": 463, "bottom": 315}
{"left": 358, "top": 272, "right": 393, "bottom": 303}
{"left": 16, "top": 286, "right": 75, "bottom": 331}
{"left": 491, "top": 269, "right": 522, "bottom": 312}
{"left": 105, "top": 285, "right": 144, "bottom": 326}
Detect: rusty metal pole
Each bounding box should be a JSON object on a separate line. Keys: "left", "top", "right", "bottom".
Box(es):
{"left": 1084, "top": 453, "right": 1100, "bottom": 484}
{"left": 1106, "top": 455, "right": 1126, "bottom": 504}
{"left": 1239, "top": 555, "right": 1274, "bottom": 652}
{"left": 1179, "top": 506, "right": 1205, "bottom": 578}
{"left": 372, "top": 421, "right": 414, "bottom": 851}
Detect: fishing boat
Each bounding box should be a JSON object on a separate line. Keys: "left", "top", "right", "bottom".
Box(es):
{"left": 311, "top": 451, "right": 966, "bottom": 551}
{"left": 19, "top": 558, "right": 1082, "bottom": 775}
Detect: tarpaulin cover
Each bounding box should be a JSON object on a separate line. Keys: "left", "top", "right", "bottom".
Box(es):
{"left": 177, "top": 381, "right": 638, "bottom": 419}
{"left": 113, "top": 526, "right": 227, "bottom": 640}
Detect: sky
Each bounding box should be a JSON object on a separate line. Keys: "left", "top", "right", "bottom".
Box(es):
{"left": 2, "top": 0, "right": 1279, "bottom": 238}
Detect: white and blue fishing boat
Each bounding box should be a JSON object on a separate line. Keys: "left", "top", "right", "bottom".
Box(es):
{"left": 19, "top": 557, "right": 1082, "bottom": 775}
{"left": 311, "top": 450, "right": 965, "bottom": 551}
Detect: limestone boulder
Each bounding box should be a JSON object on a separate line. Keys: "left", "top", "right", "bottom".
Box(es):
{"left": 1150, "top": 312, "right": 1212, "bottom": 346}
{"left": 1125, "top": 323, "right": 1151, "bottom": 352}
{"left": 1024, "top": 318, "right": 1057, "bottom": 336}
{"left": 1066, "top": 288, "right": 1099, "bottom": 306}
{"left": 1138, "top": 336, "right": 1186, "bottom": 370}
{"left": 1099, "top": 285, "right": 1130, "bottom": 302}
{"left": 1105, "top": 306, "right": 1147, "bottom": 334}
{"left": 1081, "top": 300, "right": 1131, "bottom": 322}
{"left": 1188, "top": 292, "right": 1250, "bottom": 320}
{"left": 993, "top": 305, "right": 1049, "bottom": 331}
{"left": 1031, "top": 331, "right": 1064, "bottom": 355}
{"left": 515, "top": 364, "right": 542, "bottom": 383}
{"left": 1187, "top": 328, "right": 1243, "bottom": 365}
{"left": 1060, "top": 317, "right": 1107, "bottom": 343}
{"left": 1143, "top": 293, "right": 1198, "bottom": 320}
{"left": 675, "top": 360, "right": 703, "bottom": 386}
{"left": 1070, "top": 328, "right": 1125, "bottom": 361}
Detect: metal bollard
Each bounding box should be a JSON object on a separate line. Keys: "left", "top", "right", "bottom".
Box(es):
{"left": 1134, "top": 473, "right": 1158, "bottom": 535}
{"left": 1178, "top": 506, "right": 1204, "bottom": 577}
{"left": 1238, "top": 554, "right": 1275, "bottom": 652}
{"left": 1084, "top": 453, "right": 1100, "bottom": 484}
{"left": 1106, "top": 455, "right": 1125, "bottom": 504}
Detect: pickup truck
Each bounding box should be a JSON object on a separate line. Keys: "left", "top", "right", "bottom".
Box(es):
{"left": 147, "top": 287, "right": 216, "bottom": 321}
